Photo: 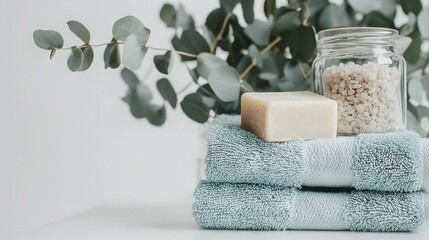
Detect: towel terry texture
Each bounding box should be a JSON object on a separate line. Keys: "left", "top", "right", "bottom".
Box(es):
{"left": 193, "top": 182, "right": 429, "bottom": 231}
{"left": 205, "top": 115, "right": 429, "bottom": 192}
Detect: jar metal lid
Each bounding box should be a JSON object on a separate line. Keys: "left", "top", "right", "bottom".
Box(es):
{"left": 317, "top": 27, "right": 398, "bottom": 41}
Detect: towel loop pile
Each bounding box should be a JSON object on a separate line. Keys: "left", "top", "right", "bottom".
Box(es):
{"left": 193, "top": 115, "right": 429, "bottom": 231}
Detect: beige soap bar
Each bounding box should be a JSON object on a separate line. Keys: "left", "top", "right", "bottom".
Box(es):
{"left": 241, "top": 91, "right": 337, "bottom": 141}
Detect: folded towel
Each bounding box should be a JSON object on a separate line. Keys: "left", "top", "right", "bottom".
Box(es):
{"left": 193, "top": 181, "right": 429, "bottom": 231}
{"left": 206, "top": 115, "right": 429, "bottom": 192}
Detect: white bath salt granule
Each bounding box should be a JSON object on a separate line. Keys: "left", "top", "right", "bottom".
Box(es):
{"left": 323, "top": 62, "right": 402, "bottom": 134}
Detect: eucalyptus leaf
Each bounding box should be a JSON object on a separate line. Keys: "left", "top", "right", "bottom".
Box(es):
{"left": 156, "top": 78, "right": 177, "bottom": 108}
{"left": 348, "top": 0, "right": 396, "bottom": 19}
{"left": 176, "top": 4, "right": 195, "bottom": 30}
{"left": 67, "top": 48, "right": 83, "bottom": 72}
{"left": 275, "top": 11, "right": 301, "bottom": 33}
{"left": 208, "top": 65, "right": 240, "bottom": 102}
{"left": 408, "top": 78, "right": 424, "bottom": 103}
{"left": 50, "top": 49, "right": 56, "bottom": 59}
{"left": 407, "top": 111, "right": 426, "bottom": 136}
{"left": 259, "top": 72, "right": 278, "bottom": 81}
{"left": 244, "top": 20, "right": 271, "bottom": 46}
{"left": 220, "top": 0, "right": 240, "bottom": 12}
{"left": 127, "top": 92, "right": 147, "bottom": 119}
{"left": 80, "top": 46, "right": 94, "bottom": 71}
{"left": 103, "top": 40, "right": 121, "bottom": 69}
{"left": 196, "top": 53, "right": 228, "bottom": 79}
{"left": 135, "top": 84, "right": 153, "bottom": 103}
{"left": 153, "top": 51, "right": 174, "bottom": 75}
{"left": 400, "top": 0, "right": 422, "bottom": 15}
{"left": 418, "top": 7, "right": 429, "bottom": 38}
{"left": 287, "top": 25, "right": 316, "bottom": 63}
{"left": 179, "top": 30, "right": 210, "bottom": 55}
{"left": 121, "top": 68, "right": 140, "bottom": 90}
{"left": 264, "top": 0, "right": 276, "bottom": 17}
{"left": 362, "top": 11, "right": 395, "bottom": 28}
{"left": 180, "top": 92, "right": 211, "bottom": 123}
{"left": 304, "top": 0, "right": 329, "bottom": 17}
{"left": 160, "top": 3, "right": 176, "bottom": 28}
{"left": 248, "top": 44, "right": 262, "bottom": 68}
{"left": 187, "top": 66, "right": 200, "bottom": 83}
{"left": 319, "top": 4, "right": 355, "bottom": 29}
{"left": 122, "top": 34, "right": 148, "bottom": 70}
{"left": 144, "top": 104, "right": 167, "bottom": 126}
{"left": 283, "top": 60, "right": 310, "bottom": 83}
{"left": 241, "top": 0, "right": 254, "bottom": 24}
{"left": 33, "top": 30, "right": 64, "bottom": 50}
{"left": 67, "top": 20, "right": 90, "bottom": 43}
{"left": 112, "top": 16, "right": 150, "bottom": 44}
{"left": 403, "top": 30, "right": 421, "bottom": 64}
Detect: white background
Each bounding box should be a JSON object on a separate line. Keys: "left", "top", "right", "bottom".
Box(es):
{"left": 0, "top": 0, "right": 222, "bottom": 238}
{"left": 1, "top": 0, "right": 429, "bottom": 239}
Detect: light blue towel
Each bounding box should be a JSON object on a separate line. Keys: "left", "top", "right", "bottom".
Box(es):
{"left": 205, "top": 115, "right": 429, "bottom": 192}
{"left": 193, "top": 181, "right": 428, "bottom": 231}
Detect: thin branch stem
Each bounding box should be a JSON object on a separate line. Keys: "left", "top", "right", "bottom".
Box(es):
{"left": 210, "top": 12, "right": 232, "bottom": 52}
{"left": 240, "top": 36, "right": 282, "bottom": 80}
{"left": 56, "top": 41, "right": 198, "bottom": 58}
{"left": 261, "top": 36, "right": 281, "bottom": 54}
{"left": 239, "top": 60, "right": 257, "bottom": 79}
{"left": 177, "top": 81, "right": 195, "bottom": 95}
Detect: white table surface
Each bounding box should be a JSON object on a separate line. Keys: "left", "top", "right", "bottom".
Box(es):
{"left": 10, "top": 204, "right": 429, "bottom": 240}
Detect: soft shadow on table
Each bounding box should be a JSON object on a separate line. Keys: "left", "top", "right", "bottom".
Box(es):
{"left": 72, "top": 205, "right": 198, "bottom": 230}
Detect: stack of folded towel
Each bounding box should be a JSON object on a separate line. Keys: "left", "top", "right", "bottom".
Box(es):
{"left": 193, "top": 115, "right": 429, "bottom": 231}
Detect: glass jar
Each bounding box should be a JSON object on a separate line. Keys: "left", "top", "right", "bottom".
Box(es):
{"left": 313, "top": 27, "right": 411, "bottom": 135}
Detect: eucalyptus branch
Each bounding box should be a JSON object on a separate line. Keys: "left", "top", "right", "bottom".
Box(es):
{"left": 240, "top": 36, "right": 282, "bottom": 79}
{"left": 56, "top": 41, "right": 197, "bottom": 58}
{"left": 210, "top": 12, "right": 232, "bottom": 52}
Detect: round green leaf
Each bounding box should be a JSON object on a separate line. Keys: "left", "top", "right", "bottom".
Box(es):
{"left": 156, "top": 78, "right": 177, "bottom": 108}
{"left": 362, "top": 12, "right": 395, "bottom": 28}
{"left": 180, "top": 92, "right": 211, "bottom": 123}
{"left": 112, "top": 16, "right": 150, "bottom": 44}
{"left": 418, "top": 7, "right": 429, "bottom": 38}
{"left": 303, "top": 0, "right": 329, "bottom": 17}
{"left": 122, "top": 35, "right": 148, "bottom": 71}
{"left": 283, "top": 60, "right": 309, "bottom": 83}
{"left": 144, "top": 104, "right": 167, "bottom": 126}
{"left": 67, "top": 48, "right": 83, "bottom": 72}
{"left": 50, "top": 49, "right": 56, "bottom": 60}
{"left": 401, "top": 0, "right": 422, "bottom": 15}
{"left": 160, "top": 3, "right": 176, "bottom": 28}
{"left": 241, "top": 0, "right": 254, "bottom": 24}
{"left": 244, "top": 20, "right": 271, "bottom": 46}
{"left": 348, "top": 0, "right": 396, "bottom": 18}
{"left": 319, "top": 4, "right": 355, "bottom": 29}
{"left": 136, "top": 84, "right": 153, "bottom": 103}
{"left": 403, "top": 30, "right": 421, "bottom": 64}
{"left": 264, "top": 0, "right": 276, "bottom": 17}
{"left": 103, "top": 40, "right": 121, "bottom": 69}
{"left": 287, "top": 25, "right": 316, "bottom": 63}
{"left": 67, "top": 20, "right": 90, "bottom": 43}
{"left": 121, "top": 68, "right": 140, "bottom": 90}
{"left": 408, "top": 78, "right": 424, "bottom": 103}
{"left": 179, "top": 30, "right": 210, "bottom": 55}
{"left": 275, "top": 11, "right": 301, "bottom": 33}
{"left": 176, "top": 4, "right": 195, "bottom": 30}
{"left": 33, "top": 30, "right": 64, "bottom": 50}
{"left": 153, "top": 51, "right": 174, "bottom": 75}
{"left": 196, "top": 53, "right": 228, "bottom": 80}
{"left": 80, "top": 46, "right": 94, "bottom": 71}
{"left": 248, "top": 44, "right": 262, "bottom": 68}
{"left": 208, "top": 65, "right": 240, "bottom": 102}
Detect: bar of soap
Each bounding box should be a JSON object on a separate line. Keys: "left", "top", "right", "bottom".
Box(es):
{"left": 241, "top": 91, "right": 337, "bottom": 141}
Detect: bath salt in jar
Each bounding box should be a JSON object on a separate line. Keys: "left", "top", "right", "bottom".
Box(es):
{"left": 313, "top": 27, "right": 411, "bottom": 135}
